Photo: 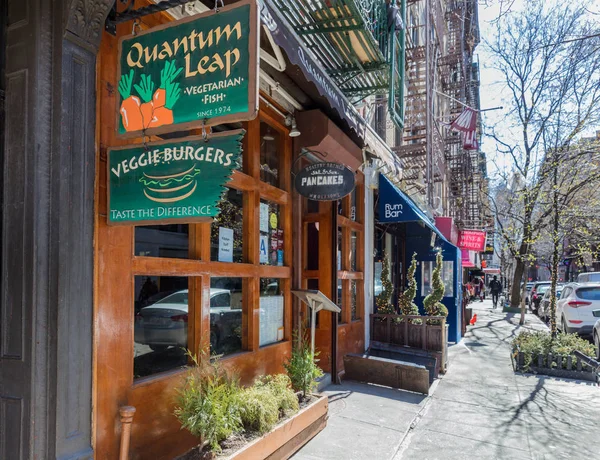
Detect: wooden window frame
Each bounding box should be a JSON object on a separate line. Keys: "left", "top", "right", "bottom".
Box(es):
{"left": 131, "top": 106, "right": 293, "bottom": 382}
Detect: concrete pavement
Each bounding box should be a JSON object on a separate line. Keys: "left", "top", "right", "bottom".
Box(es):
{"left": 294, "top": 300, "right": 600, "bottom": 460}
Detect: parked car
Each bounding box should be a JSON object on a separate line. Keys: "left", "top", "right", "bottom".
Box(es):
{"left": 577, "top": 272, "right": 600, "bottom": 283}
{"left": 556, "top": 282, "right": 600, "bottom": 337}
{"left": 529, "top": 281, "right": 552, "bottom": 314}
{"left": 592, "top": 309, "right": 600, "bottom": 360}
{"left": 538, "top": 285, "right": 564, "bottom": 322}
{"left": 134, "top": 288, "right": 242, "bottom": 353}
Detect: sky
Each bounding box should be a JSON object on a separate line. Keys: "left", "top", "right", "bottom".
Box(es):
{"left": 476, "top": 0, "right": 600, "bottom": 180}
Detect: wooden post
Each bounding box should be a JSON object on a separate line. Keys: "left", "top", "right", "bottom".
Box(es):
{"left": 119, "top": 406, "right": 136, "bottom": 460}
{"left": 404, "top": 317, "right": 409, "bottom": 346}
{"left": 422, "top": 322, "right": 427, "bottom": 350}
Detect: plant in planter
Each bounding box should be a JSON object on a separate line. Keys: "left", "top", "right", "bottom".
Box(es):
{"left": 398, "top": 252, "right": 420, "bottom": 324}
{"left": 175, "top": 353, "right": 301, "bottom": 457}
{"left": 236, "top": 374, "right": 299, "bottom": 434}
{"left": 174, "top": 353, "right": 243, "bottom": 453}
{"left": 376, "top": 253, "right": 395, "bottom": 315}
{"left": 423, "top": 250, "right": 448, "bottom": 325}
{"left": 284, "top": 334, "right": 324, "bottom": 400}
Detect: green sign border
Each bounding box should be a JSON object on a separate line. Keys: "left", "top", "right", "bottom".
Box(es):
{"left": 116, "top": 0, "right": 259, "bottom": 139}
{"left": 107, "top": 129, "right": 244, "bottom": 226}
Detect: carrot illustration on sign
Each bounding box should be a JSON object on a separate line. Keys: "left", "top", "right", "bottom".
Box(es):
{"left": 118, "top": 61, "right": 183, "bottom": 133}
{"left": 118, "top": 69, "right": 144, "bottom": 132}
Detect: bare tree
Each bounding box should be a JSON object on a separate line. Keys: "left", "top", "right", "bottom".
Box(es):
{"left": 485, "top": 1, "right": 600, "bottom": 324}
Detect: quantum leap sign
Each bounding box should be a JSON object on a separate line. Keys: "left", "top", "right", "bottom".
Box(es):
{"left": 116, "top": 0, "right": 259, "bottom": 138}
{"left": 107, "top": 131, "right": 244, "bottom": 225}
{"left": 294, "top": 162, "right": 355, "bottom": 201}
{"left": 458, "top": 230, "right": 487, "bottom": 252}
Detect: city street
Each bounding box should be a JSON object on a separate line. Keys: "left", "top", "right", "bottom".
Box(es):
{"left": 294, "top": 300, "right": 600, "bottom": 460}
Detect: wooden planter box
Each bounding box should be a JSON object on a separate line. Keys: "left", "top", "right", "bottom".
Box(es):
{"left": 181, "top": 395, "right": 328, "bottom": 460}
{"left": 513, "top": 350, "right": 598, "bottom": 382}
{"left": 369, "top": 315, "right": 448, "bottom": 374}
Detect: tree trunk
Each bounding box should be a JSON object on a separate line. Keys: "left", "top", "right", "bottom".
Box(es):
{"left": 549, "top": 151, "right": 560, "bottom": 336}
{"left": 511, "top": 244, "right": 527, "bottom": 308}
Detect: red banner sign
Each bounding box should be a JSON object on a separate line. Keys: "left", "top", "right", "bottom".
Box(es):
{"left": 458, "top": 230, "right": 487, "bottom": 252}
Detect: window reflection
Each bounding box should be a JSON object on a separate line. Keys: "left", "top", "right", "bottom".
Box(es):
{"left": 259, "top": 279, "right": 284, "bottom": 347}
{"left": 351, "top": 231, "right": 358, "bottom": 271}
{"left": 351, "top": 280, "right": 358, "bottom": 321}
{"left": 337, "top": 279, "right": 343, "bottom": 323}
{"left": 135, "top": 225, "right": 189, "bottom": 259}
{"left": 260, "top": 122, "right": 280, "bottom": 187}
{"left": 133, "top": 276, "right": 188, "bottom": 379}
{"left": 210, "top": 277, "right": 243, "bottom": 356}
{"left": 211, "top": 188, "right": 244, "bottom": 263}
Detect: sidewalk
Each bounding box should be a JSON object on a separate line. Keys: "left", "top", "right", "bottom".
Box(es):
{"left": 294, "top": 300, "right": 600, "bottom": 460}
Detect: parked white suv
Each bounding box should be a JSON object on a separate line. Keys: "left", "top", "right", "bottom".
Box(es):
{"left": 556, "top": 283, "right": 600, "bottom": 337}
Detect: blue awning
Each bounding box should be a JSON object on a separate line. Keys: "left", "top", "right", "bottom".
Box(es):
{"left": 377, "top": 174, "right": 448, "bottom": 244}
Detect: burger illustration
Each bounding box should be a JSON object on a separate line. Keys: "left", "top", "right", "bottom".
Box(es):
{"left": 139, "top": 164, "right": 201, "bottom": 203}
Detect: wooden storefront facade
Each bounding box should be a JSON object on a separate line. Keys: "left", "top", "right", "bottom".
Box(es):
{"left": 93, "top": 4, "right": 365, "bottom": 459}
{"left": 0, "top": 1, "right": 370, "bottom": 458}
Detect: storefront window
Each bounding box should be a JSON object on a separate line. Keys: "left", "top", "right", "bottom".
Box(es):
{"left": 350, "top": 188, "right": 357, "bottom": 222}
{"left": 259, "top": 279, "right": 284, "bottom": 346}
{"left": 337, "top": 228, "right": 342, "bottom": 270}
{"left": 337, "top": 279, "right": 343, "bottom": 323}
{"left": 135, "top": 225, "right": 189, "bottom": 259}
{"left": 350, "top": 280, "right": 358, "bottom": 320}
{"left": 306, "top": 222, "right": 319, "bottom": 270}
{"left": 421, "top": 260, "right": 454, "bottom": 297}
{"left": 350, "top": 231, "right": 358, "bottom": 271}
{"left": 133, "top": 276, "right": 189, "bottom": 379}
{"left": 307, "top": 199, "right": 319, "bottom": 214}
{"left": 211, "top": 188, "right": 244, "bottom": 263}
{"left": 260, "top": 200, "right": 284, "bottom": 266}
{"left": 260, "top": 122, "right": 280, "bottom": 187}
{"left": 210, "top": 277, "right": 243, "bottom": 356}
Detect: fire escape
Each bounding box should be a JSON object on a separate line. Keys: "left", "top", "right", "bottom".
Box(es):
{"left": 271, "top": 0, "right": 407, "bottom": 130}
{"left": 393, "top": 0, "right": 447, "bottom": 211}
{"left": 441, "top": 0, "right": 491, "bottom": 231}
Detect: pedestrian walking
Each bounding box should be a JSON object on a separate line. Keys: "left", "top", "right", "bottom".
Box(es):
{"left": 489, "top": 275, "right": 502, "bottom": 308}
{"left": 478, "top": 277, "right": 484, "bottom": 302}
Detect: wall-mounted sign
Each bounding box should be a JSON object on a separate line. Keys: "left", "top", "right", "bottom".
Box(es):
{"left": 458, "top": 230, "right": 487, "bottom": 252}
{"left": 116, "top": 0, "right": 258, "bottom": 138}
{"left": 294, "top": 162, "right": 355, "bottom": 201}
{"left": 107, "top": 130, "right": 244, "bottom": 225}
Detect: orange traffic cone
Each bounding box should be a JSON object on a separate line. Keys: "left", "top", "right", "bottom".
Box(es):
{"left": 470, "top": 313, "right": 477, "bottom": 326}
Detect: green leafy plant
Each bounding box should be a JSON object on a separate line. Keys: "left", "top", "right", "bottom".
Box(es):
{"left": 398, "top": 252, "right": 420, "bottom": 323}
{"left": 236, "top": 375, "right": 298, "bottom": 434}
{"left": 174, "top": 353, "right": 242, "bottom": 453}
{"left": 284, "top": 334, "right": 324, "bottom": 399}
{"left": 423, "top": 250, "right": 448, "bottom": 325}
{"left": 512, "top": 330, "right": 595, "bottom": 371}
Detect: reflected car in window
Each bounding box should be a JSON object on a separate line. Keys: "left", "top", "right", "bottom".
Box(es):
{"left": 134, "top": 288, "right": 242, "bottom": 353}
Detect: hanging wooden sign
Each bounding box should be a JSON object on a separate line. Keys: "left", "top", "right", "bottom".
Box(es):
{"left": 107, "top": 130, "right": 244, "bottom": 225}
{"left": 294, "top": 162, "right": 356, "bottom": 201}
{"left": 116, "top": 0, "right": 259, "bottom": 138}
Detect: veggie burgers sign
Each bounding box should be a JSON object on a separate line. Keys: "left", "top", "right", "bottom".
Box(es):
{"left": 108, "top": 131, "right": 244, "bottom": 225}
{"left": 117, "top": 0, "right": 259, "bottom": 138}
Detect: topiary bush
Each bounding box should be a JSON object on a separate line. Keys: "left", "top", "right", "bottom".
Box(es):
{"left": 423, "top": 250, "right": 448, "bottom": 325}
{"left": 398, "top": 252, "right": 420, "bottom": 323}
